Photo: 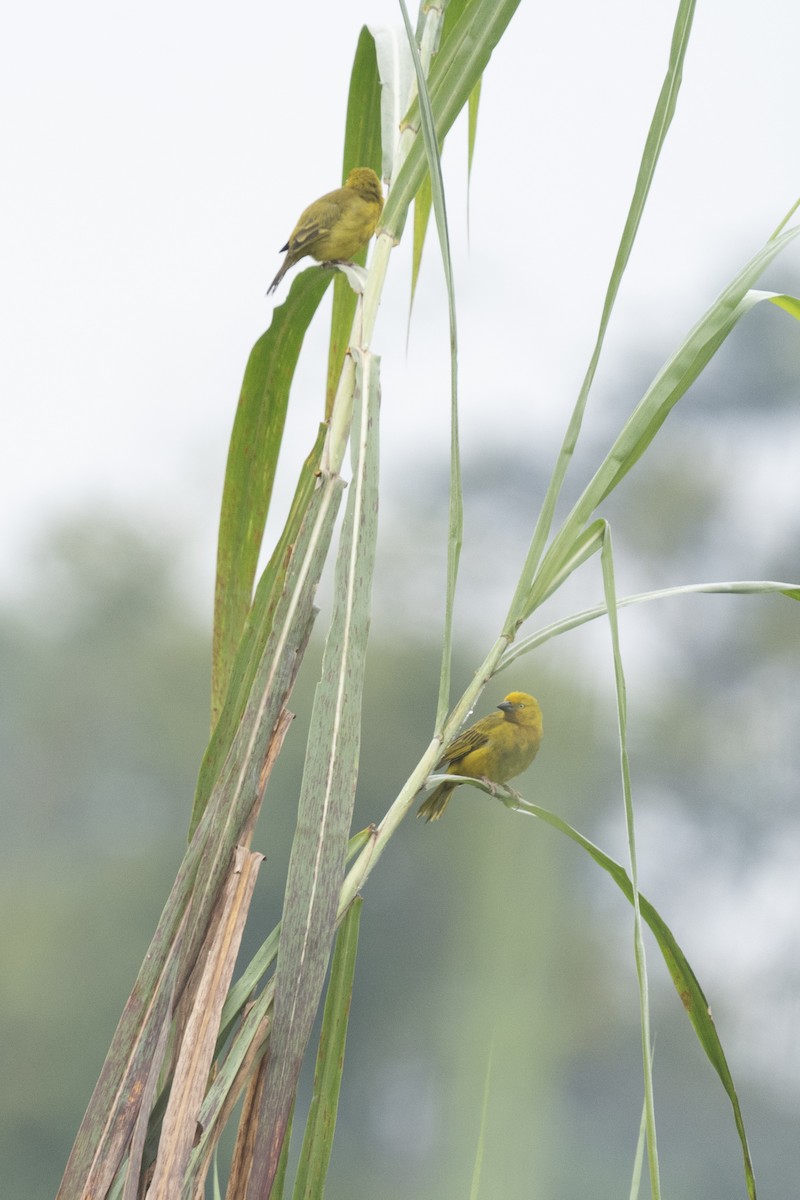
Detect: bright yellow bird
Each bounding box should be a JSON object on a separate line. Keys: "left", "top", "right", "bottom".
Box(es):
{"left": 417, "top": 691, "right": 543, "bottom": 822}
{"left": 267, "top": 167, "right": 384, "bottom": 295}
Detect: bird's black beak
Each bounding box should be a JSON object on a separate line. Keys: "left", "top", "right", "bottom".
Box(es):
{"left": 497, "top": 701, "right": 513, "bottom": 713}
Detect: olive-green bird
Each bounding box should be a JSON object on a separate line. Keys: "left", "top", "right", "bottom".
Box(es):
{"left": 267, "top": 167, "right": 384, "bottom": 294}
{"left": 417, "top": 691, "right": 543, "bottom": 822}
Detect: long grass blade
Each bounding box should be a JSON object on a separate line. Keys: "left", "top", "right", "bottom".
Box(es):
{"left": 120, "top": 940, "right": 181, "bottom": 1200}
{"left": 399, "top": 0, "right": 462, "bottom": 729}
{"left": 450, "top": 777, "right": 757, "bottom": 1199}
{"left": 244, "top": 351, "right": 381, "bottom": 1199}
{"left": 600, "top": 525, "right": 660, "bottom": 1200}
{"left": 382, "top": 0, "right": 524, "bottom": 236}
{"left": 505, "top": 0, "right": 697, "bottom": 630}
{"left": 525, "top": 269, "right": 800, "bottom": 617}
{"left": 212, "top": 271, "right": 333, "bottom": 729}
{"left": 148, "top": 848, "right": 263, "bottom": 1199}
{"left": 193, "top": 425, "right": 327, "bottom": 836}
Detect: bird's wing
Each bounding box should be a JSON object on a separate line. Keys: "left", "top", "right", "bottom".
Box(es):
{"left": 290, "top": 198, "right": 340, "bottom": 253}
{"left": 438, "top": 723, "right": 492, "bottom": 768}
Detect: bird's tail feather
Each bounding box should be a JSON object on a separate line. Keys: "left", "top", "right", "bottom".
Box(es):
{"left": 267, "top": 252, "right": 291, "bottom": 295}
{"left": 416, "top": 782, "right": 456, "bottom": 822}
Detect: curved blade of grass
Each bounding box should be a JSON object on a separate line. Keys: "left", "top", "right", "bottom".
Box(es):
{"left": 292, "top": 898, "right": 362, "bottom": 1200}
{"left": 212, "top": 270, "right": 333, "bottom": 728}
{"left": 445, "top": 776, "right": 757, "bottom": 1200}
{"left": 505, "top": 0, "right": 697, "bottom": 631}
{"left": 244, "top": 351, "right": 381, "bottom": 1200}
{"left": 600, "top": 525, "right": 660, "bottom": 1200}
{"left": 500, "top": 579, "right": 800, "bottom": 668}
{"left": 399, "top": 0, "right": 462, "bottom": 729}
{"left": 769, "top": 292, "right": 800, "bottom": 320}
{"left": 525, "top": 269, "right": 800, "bottom": 618}
{"left": 192, "top": 425, "right": 327, "bottom": 835}
{"left": 325, "top": 26, "right": 383, "bottom": 419}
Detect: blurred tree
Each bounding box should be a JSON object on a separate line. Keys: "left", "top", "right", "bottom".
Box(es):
{"left": 0, "top": 515, "right": 210, "bottom": 1197}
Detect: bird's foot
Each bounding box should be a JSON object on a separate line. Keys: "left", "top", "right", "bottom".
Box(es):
{"left": 328, "top": 260, "right": 368, "bottom": 294}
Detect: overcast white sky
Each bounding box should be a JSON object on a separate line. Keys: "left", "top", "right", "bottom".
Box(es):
{"left": 2, "top": 0, "right": 799, "bottom": 605}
